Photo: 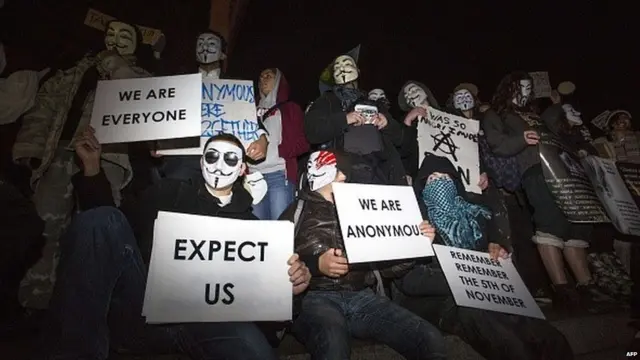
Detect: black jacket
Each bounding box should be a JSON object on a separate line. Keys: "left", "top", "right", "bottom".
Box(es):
{"left": 72, "top": 171, "right": 257, "bottom": 266}
{"left": 482, "top": 104, "right": 564, "bottom": 174}
{"left": 304, "top": 91, "right": 407, "bottom": 185}
{"left": 413, "top": 153, "right": 509, "bottom": 251}
{"left": 280, "top": 187, "right": 414, "bottom": 292}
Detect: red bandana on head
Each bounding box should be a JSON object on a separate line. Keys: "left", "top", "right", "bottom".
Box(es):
{"left": 307, "top": 151, "right": 338, "bottom": 191}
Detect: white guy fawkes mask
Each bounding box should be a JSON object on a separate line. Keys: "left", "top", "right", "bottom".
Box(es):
{"left": 562, "top": 104, "right": 582, "bottom": 126}
{"left": 201, "top": 140, "right": 243, "bottom": 189}
{"left": 307, "top": 151, "right": 338, "bottom": 191}
{"left": 104, "top": 21, "right": 137, "bottom": 56}
{"left": 368, "top": 88, "right": 386, "bottom": 101}
{"left": 453, "top": 89, "right": 475, "bottom": 111}
{"left": 332, "top": 55, "right": 358, "bottom": 85}
{"left": 243, "top": 171, "right": 268, "bottom": 205}
{"left": 196, "top": 33, "right": 223, "bottom": 64}
{"left": 403, "top": 83, "right": 428, "bottom": 108}
{"left": 512, "top": 79, "right": 532, "bottom": 107}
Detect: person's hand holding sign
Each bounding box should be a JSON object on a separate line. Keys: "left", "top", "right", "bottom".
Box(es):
{"left": 404, "top": 107, "right": 428, "bottom": 126}
{"left": 419, "top": 220, "right": 436, "bottom": 242}
{"left": 74, "top": 126, "right": 102, "bottom": 177}
{"left": 478, "top": 172, "right": 489, "bottom": 191}
{"left": 488, "top": 243, "right": 510, "bottom": 261}
{"left": 523, "top": 130, "right": 540, "bottom": 146}
{"left": 247, "top": 136, "right": 268, "bottom": 161}
{"left": 319, "top": 248, "right": 349, "bottom": 278}
{"left": 288, "top": 254, "right": 311, "bottom": 295}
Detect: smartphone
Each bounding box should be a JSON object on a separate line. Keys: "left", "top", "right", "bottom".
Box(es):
{"left": 354, "top": 104, "right": 378, "bottom": 124}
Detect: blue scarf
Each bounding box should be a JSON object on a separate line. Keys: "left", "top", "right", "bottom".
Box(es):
{"left": 422, "top": 177, "right": 491, "bottom": 249}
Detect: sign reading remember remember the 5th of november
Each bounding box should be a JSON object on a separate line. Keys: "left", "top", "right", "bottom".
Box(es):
{"left": 158, "top": 78, "right": 260, "bottom": 155}
{"left": 332, "top": 182, "right": 434, "bottom": 264}
{"left": 143, "top": 211, "right": 293, "bottom": 324}
{"left": 90, "top": 73, "right": 202, "bottom": 144}
{"left": 433, "top": 244, "right": 544, "bottom": 319}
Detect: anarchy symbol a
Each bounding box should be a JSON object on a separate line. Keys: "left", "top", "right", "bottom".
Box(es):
{"left": 431, "top": 131, "right": 459, "bottom": 161}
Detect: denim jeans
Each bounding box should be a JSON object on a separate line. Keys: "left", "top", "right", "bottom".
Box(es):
{"left": 37, "top": 207, "right": 277, "bottom": 360}
{"left": 152, "top": 156, "right": 202, "bottom": 184}
{"left": 394, "top": 263, "right": 574, "bottom": 360}
{"left": 252, "top": 170, "right": 295, "bottom": 220}
{"left": 292, "top": 288, "right": 447, "bottom": 360}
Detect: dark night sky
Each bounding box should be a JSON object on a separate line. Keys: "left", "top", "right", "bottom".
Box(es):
{"left": 230, "top": 1, "right": 637, "bottom": 123}
{"left": 0, "top": 0, "right": 636, "bottom": 124}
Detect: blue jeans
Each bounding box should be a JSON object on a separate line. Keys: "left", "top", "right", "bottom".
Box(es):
{"left": 252, "top": 170, "right": 295, "bottom": 220}
{"left": 37, "top": 207, "right": 277, "bottom": 360}
{"left": 152, "top": 156, "right": 202, "bottom": 184}
{"left": 292, "top": 288, "right": 447, "bottom": 360}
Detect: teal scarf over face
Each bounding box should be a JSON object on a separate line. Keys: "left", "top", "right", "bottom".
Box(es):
{"left": 422, "top": 177, "right": 491, "bottom": 249}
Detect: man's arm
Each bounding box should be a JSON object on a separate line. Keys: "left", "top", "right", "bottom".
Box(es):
{"left": 482, "top": 110, "right": 527, "bottom": 157}
{"left": 304, "top": 95, "right": 349, "bottom": 145}
{"left": 72, "top": 170, "right": 117, "bottom": 211}
{"left": 380, "top": 110, "right": 404, "bottom": 147}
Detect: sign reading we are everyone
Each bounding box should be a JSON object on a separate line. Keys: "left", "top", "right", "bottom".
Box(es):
{"left": 90, "top": 73, "right": 201, "bottom": 144}
{"left": 417, "top": 107, "right": 481, "bottom": 193}
{"left": 143, "top": 211, "right": 293, "bottom": 324}
{"left": 433, "top": 245, "right": 544, "bottom": 319}
{"left": 332, "top": 183, "right": 434, "bottom": 264}
{"left": 158, "top": 78, "right": 260, "bottom": 155}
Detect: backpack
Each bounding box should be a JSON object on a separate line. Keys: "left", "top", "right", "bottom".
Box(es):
{"left": 478, "top": 134, "right": 521, "bottom": 192}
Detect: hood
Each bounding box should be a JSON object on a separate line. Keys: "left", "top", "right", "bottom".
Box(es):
{"left": 397, "top": 80, "right": 439, "bottom": 112}
{"left": 259, "top": 69, "right": 290, "bottom": 108}
{"left": 414, "top": 153, "right": 466, "bottom": 199}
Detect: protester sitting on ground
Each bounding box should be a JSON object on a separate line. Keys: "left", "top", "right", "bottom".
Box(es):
{"left": 280, "top": 149, "right": 447, "bottom": 360}
{"left": 393, "top": 153, "right": 574, "bottom": 360}
{"left": 35, "top": 129, "right": 311, "bottom": 360}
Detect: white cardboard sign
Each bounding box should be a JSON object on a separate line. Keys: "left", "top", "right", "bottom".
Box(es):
{"left": 332, "top": 182, "right": 434, "bottom": 263}
{"left": 91, "top": 73, "right": 202, "bottom": 144}
{"left": 583, "top": 156, "right": 640, "bottom": 236}
{"left": 529, "top": 71, "right": 552, "bottom": 98}
{"left": 158, "top": 78, "right": 259, "bottom": 155}
{"left": 433, "top": 244, "right": 545, "bottom": 319}
{"left": 417, "top": 107, "right": 481, "bottom": 193}
{"left": 143, "top": 211, "right": 293, "bottom": 323}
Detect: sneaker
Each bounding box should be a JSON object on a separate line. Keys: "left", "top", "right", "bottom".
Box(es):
{"left": 576, "top": 282, "right": 613, "bottom": 303}
{"left": 533, "top": 288, "right": 553, "bottom": 305}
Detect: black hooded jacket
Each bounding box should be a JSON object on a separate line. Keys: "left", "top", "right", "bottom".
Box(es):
{"left": 72, "top": 170, "right": 257, "bottom": 266}
{"left": 414, "top": 153, "right": 508, "bottom": 251}
{"left": 304, "top": 90, "right": 407, "bottom": 185}
{"left": 397, "top": 81, "right": 440, "bottom": 178}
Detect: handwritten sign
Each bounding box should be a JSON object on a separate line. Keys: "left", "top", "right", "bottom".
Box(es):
{"left": 590, "top": 110, "right": 611, "bottom": 131}
{"left": 433, "top": 245, "right": 544, "bottom": 319}
{"left": 583, "top": 157, "right": 640, "bottom": 236}
{"left": 332, "top": 183, "right": 434, "bottom": 263}
{"left": 417, "top": 107, "right": 481, "bottom": 193}
{"left": 158, "top": 78, "right": 259, "bottom": 155}
{"left": 529, "top": 71, "right": 552, "bottom": 98}
{"left": 143, "top": 211, "right": 293, "bottom": 323}
{"left": 90, "top": 74, "right": 201, "bottom": 144}
{"left": 84, "top": 8, "right": 163, "bottom": 45}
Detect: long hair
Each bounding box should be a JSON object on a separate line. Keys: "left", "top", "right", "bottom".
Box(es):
{"left": 491, "top": 71, "right": 537, "bottom": 116}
